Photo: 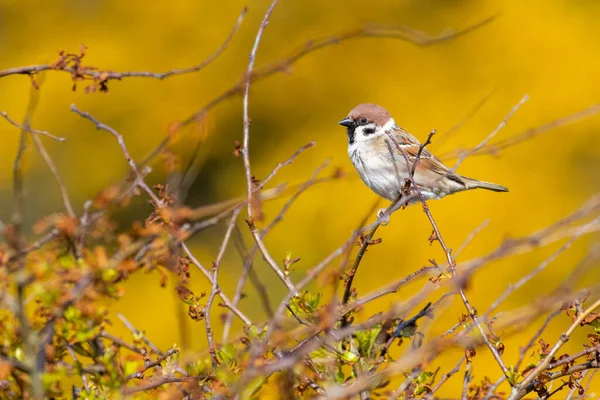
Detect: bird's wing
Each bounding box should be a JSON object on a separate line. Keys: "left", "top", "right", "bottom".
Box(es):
{"left": 385, "top": 126, "right": 466, "bottom": 186}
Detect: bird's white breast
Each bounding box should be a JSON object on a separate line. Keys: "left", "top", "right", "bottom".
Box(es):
{"left": 348, "top": 141, "right": 439, "bottom": 202}
{"left": 348, "top": 142, "right": 403, "bottom": 201}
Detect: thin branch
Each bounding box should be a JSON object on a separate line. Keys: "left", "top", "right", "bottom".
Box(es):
{"left": 239, "top": 0, "right": 297, "bottom": 294}
{"left": 510, "top": 298, "right": 600, "bottom": 399}
{"left": 125, "top": 348, "right": 179, "bottom": 381}
{"left": 515, "top": 311, "right": 561, "bottom": 371}
{"left": 427, "top": 357, "right": 465, "bottom": 398}
{"left": 222, "top": 159, "right": 327, "bottom": 341}
{"left": 205, "top": 207, "right": 243, "bottom": 369}
{"left": 70, "top": 104, "right": 160, "bottom": 205}
{"left": 440, "top": 103, "right": 600, "bottom": 161}
{"left": 117, "top": 313, "right": 165, "bottom": 358}
{"left": 0, "top": 8, "right": 247, "bottom": 81}
{"left": 387, "top": 120, "right": 513, "bottom": 381}
{"left": 546, "top": 344, "right": 600, "bottom": 372}
{"left": 483, "top": 217, "right": 598, "bottom": 320}
{"left": 483, "top": 376, "right": 506, "bottom": 400}
{"left": 0, "top": 355, "right": 31, "bottom": 374}
{"left": 140, "top": 15, "right": 498, "bottom": 167}
{"left": 454, "top": 219, "right": 490, "bottom": 258}
{"left": 517, "top": 360, "right": 599, "bottom": 399}
{"left": 564, "top": 371, "right": 586, "bottom": 400}
{"left": 449, "top": 94, "right": 529, "bottom": 173}
{"left": 122, "top": 376, "right": 188, "bottom": 396}
{"left": 100, "top": 331, "right": 142, "bottom": 353}
{"left": 30, "top": 130, "right": 75, "bottom": 218}
{"left": 259, "top": 141, "right": 315, "bottom": 189}
{"left": 0, "top": 111, "right": 66, "bottom": 141}
{"left": 242, "top": 0, "right": 279, "bottom": 217}
{"left": 434, "top": 88, "right": 495, "bottom": 148}
{"left": 340, "top": 194, "right": 413, "bottom": 328}
{"left": 75, "top": 201, "right": 92, "bottom": 258}
{"left": 181, "top": 243, "right": 251, "bottom": 327}
{"left": 461, "top": 361, "right": 472, "bottom": 400}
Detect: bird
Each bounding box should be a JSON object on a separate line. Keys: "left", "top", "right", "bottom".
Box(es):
{"left": 339, "top": 103, "right": 508, "bottom": 212}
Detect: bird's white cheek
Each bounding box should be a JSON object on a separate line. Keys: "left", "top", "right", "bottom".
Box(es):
{"left": 352, "top": 126, "right": 376, "bottom": 143}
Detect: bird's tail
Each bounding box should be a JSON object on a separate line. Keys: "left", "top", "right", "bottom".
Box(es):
{"left": 462, "top": 176, "right": 509, "bottom": 192}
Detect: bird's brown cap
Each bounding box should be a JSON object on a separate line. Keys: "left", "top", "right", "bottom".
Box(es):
{"left": 347, "top": 103, "right": 391, "bottom": 126}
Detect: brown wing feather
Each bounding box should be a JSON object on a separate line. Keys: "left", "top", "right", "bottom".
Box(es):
{"left": 386, "top": 127, "right": 466, "bottom": 187}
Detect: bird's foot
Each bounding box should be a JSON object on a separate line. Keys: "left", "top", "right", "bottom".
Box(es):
{"left": 377, "top": 208, "right": 390, "bottom": 226}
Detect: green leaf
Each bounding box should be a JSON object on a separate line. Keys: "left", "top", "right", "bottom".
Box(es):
{"left": 59, "top": 255, "right": 76, "bottom": 268}
{"left": 64, "top": 306, "right": 81, "bottom": 322}
{"left": 506, "top": 365, "right": 522, "bottom": 386}
{"left": 335, "top": 369, "right": 345, "bottom": 384}
{"left": 101, "top": 268, "right": 118, "bottom": 282}
{"left": 341, "top": 351, "right": 359, "bottom": 364}
{"left": 217, "top": 344, "right": 236, "bottom": 367}
{"left": 356, "top": 326, "right": 381, "bottom": 358}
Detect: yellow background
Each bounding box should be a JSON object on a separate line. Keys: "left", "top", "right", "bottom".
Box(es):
{"left": 1, "top": 0, "right": 599, "bottom": 397}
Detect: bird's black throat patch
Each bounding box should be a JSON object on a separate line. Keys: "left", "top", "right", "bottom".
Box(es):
{"left": 347, "top": 127, "right": 356, "bottom": 145}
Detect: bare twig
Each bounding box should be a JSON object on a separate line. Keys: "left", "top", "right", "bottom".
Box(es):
{"left": 122, "top": 376, "right": 188, "bottom": 396}
{"left": 387, "top": 115, "right": 515, "bottom": 380}
{"left": 1, "top": 112, "right": 65, "bottom": 141}
{"left": 427, "top": 357, "right": 465, "bottom": 398}
{"left": 204, "top": 207, "right": 243, "bottom": 369}
{"left": 510, "top": 298, "right": 600, "bottom": 399}
{"left": 125, "top": 348, "right": 179, "bottom": 381}
{"left": 242, "top": 0, "right": 279, "bottom": 217}
{"left": 483, "top": 376, "right": 506, "bottom": 400}
{"left": 240, "top": 0, "right": 296, "bottom": 293}
{"left": 181, "top": 243, "right": 251, "bottom": 326}
{"left": 434, "top": 88, "right": 495, "bottom": 148}
{"left": 222, "top": 159, "right": 327, "bottom": 341}
{"left": 0, "top": 8, "right": 247, "bottom": 81}
{"left": 70, "top": 104, "right": 160, "bottom": 205}
{"left": 454, "top": 219, "right": 490, "bottom": 258}
{"left": 141, "top": 16, "right": 498, "bottom": 167}
{"left": 259, "top": 141, "right": 315, "bottom": 189}
{"left": 229, "top": 226, "right": 274, "bottom": 322}
{"left": 440, "top": 103, "right": 600, "bottom": 161}
{"left": 483, "top": 217, "right": 598, "bottom": 320}
{"left": 117, "top": 313, "right": 165, "bottom": 358}
{"left": 449, "top": 94, "right": 529, "bottom": 173}
{"left": 30, "top": 131, "right": 75, "bottom": 218}
{"left": 515, "top": 311, "right": 561, "bottom": 371}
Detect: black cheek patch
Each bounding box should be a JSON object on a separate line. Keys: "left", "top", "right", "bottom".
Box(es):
{"left": 364, "top": 127, "right": 375, "bottom": 135}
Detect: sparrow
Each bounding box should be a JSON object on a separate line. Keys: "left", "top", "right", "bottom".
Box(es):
{"left": 339, "top": 103, "right": 508, "bottom": 207}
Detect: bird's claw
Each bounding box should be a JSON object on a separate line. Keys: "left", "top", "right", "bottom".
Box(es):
{"left": 377, "top": 208, "right": 390, "bottom": 226}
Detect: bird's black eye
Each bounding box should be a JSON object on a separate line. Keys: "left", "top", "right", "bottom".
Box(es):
{"left": 359, "top": 118, "right": 368, "bottom": 125}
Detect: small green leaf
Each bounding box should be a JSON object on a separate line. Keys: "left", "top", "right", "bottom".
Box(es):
{"left": 506, "top": 365, "right": 522, "bottom": 386}
{"left": 14, "top": 347, "right": 23, "bottom": 361}
{"left": 341, "top": 351, "right": 359, "bottom": 364}
{"left": 217, "top": 344, "right": 236, "bottom": 367}
{"left": 356, "top": 326, "right": 381, "bottom": 358}
{"left": 101, "top": 268, "right": 118, "bottom": 282}
{"left": 59, "top": 255, "right": 75, "bottom": 268}
{"left": 335, "top": 369, "right": 345, "bottom": 383}
{"left": 64, "top": 306, "right": 80, "bottom": 321}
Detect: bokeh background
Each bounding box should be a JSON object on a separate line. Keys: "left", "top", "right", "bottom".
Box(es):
{"left": 1, "top": 0, "right": 600, "bottom": 397}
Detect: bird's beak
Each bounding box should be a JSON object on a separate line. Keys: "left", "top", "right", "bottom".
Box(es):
{"left": 338, "top": 117, "right": 354, "bottom": 127}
